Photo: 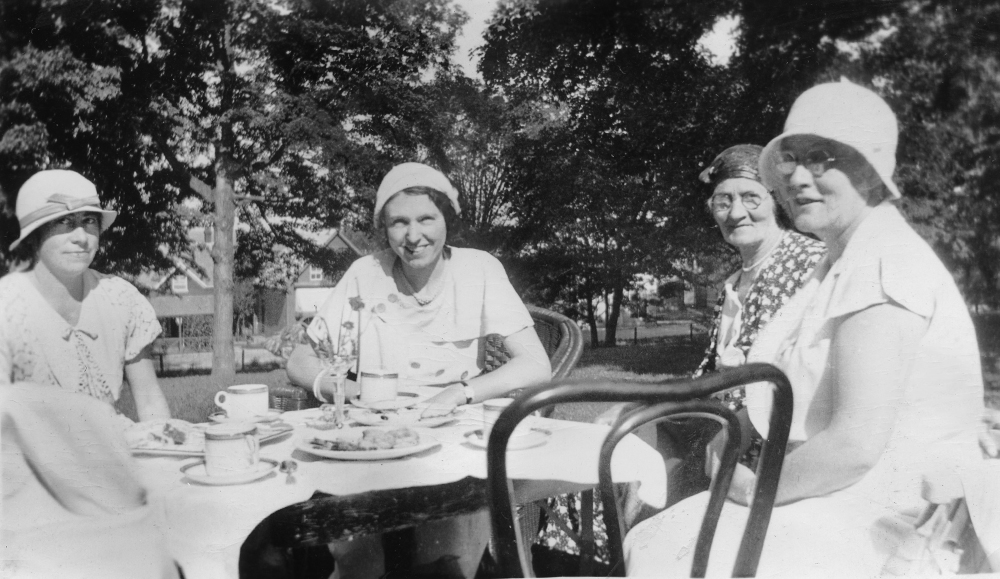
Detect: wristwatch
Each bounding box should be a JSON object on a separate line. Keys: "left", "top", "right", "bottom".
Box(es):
{"left": 459, "top": 381, "right": 475, "bottom": 404}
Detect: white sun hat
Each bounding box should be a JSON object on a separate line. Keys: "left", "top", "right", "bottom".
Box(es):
{"left": 11, "top": 170, "right": 117, "bottom": 250}
{"left": 372, "top": 162, "right": 460, "bottom": 227}
{"left": 759, "top": 78, "right": 901, "bottom": 198}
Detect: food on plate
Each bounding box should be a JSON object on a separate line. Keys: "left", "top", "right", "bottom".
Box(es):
{"left": 126, "top": 419, "right": 205, "bottom": 450}
{"left": 310, "top": 428, "right": 420, "bottom": 451}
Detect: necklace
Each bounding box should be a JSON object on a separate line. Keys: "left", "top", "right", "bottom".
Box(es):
{"left": 393, "top": 259, "right": 445, "bottom": 306}
{"left": 741, "top": 232, "right": 784, "bottom": 273}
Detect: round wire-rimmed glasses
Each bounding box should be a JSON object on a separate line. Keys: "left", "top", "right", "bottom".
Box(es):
{"left": 708, "top": 191, "right": 764, "bottom": 213}
{"left": 775, "top": 149, "right": 837, "bottom": 177}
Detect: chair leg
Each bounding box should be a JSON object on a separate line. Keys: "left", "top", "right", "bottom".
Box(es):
{"left": 578, "top": 490, "right": 595, "bottom": 576}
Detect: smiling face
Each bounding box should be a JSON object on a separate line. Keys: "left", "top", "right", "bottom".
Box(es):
{"left": 710, "top": 177, "right": 780, "bottom": 251}
{"left": 383, "top": 192, "right": 447, "bottom": 274}
{"left": 774, "top": 135, "right": 882, "bottom": 241}
{"left": 35, "top": 212, "right": 101, "bottom": 277}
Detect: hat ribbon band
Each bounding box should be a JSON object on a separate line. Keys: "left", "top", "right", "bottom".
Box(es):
{"left": 18, "top": 194, "right": 103, "bottom": 229}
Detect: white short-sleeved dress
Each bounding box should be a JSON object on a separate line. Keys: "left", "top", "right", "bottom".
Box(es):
{"left": 0, "top": 271, "right": 162, "bottom": 405}
{"left": 307, "top": 247, "right": 535, "bottom": 390}
{"left": 624, "top": 202, "right": 985, "bottom": 577}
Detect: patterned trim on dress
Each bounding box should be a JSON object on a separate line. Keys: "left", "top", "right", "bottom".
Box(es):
{"left": 692, "top": 231, "right": 826, "bottom": 467}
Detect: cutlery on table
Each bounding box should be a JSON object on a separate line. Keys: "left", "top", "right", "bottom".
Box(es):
{"left": 279, "top": 460, "right": 298, "bottom": 484}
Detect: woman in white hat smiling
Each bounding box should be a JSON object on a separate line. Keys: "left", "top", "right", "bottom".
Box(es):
{"left": 622, "top": 80, "right": 985, "bottom": 576}
{"left": 0, "top": 170, "right": 171, "bottom": 422}
{"left": 286, "top": 162, "right": 551, "bottom": 578}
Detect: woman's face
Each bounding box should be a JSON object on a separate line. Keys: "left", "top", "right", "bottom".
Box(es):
{"left": 774, "top": 135, "right": 879, "bottom": 240}
{"left": 35, "top": 212, "right": 100, "bottom": 277}
{"left": 384, "top": 193, "right": 447, "bottom": 272}
{"left": 710, "top": 177, "right": 779, "bottom": 250}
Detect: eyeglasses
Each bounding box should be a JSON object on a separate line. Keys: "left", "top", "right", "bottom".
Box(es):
{"left": 708, "top": 192, "right": 764, "bottom": 213}
{"left": 775, "top": 149, "right": 837, "bottom": 177}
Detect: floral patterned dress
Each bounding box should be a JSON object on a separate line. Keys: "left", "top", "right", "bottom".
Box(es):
{"left": 693, "top": 230, "right": 825, "bottom": 466}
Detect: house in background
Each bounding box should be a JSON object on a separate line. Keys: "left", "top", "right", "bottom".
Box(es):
{"left": 256, "top": 228, "right": 371, "bottom": 335}
{"left": 137, "top": 226, "right": 371, "bottom": 340}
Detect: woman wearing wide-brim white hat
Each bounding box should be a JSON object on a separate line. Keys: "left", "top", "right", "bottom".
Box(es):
{"left": 1, "top": 169, "right": 171, "bottom": 422}
{"left": 622, "top": 79, "right": 986, "bottom": 576}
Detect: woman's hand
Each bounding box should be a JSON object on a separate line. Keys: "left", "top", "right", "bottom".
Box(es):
{"left": 420, "top": 383, "right": 466, "bottom": 418}
{"left": 981, "top": 408, "right": 1000, "bottom": 458}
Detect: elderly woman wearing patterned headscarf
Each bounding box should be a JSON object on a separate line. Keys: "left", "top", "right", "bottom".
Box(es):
{"left": 685, "top": 145, "right": 826, "bottom": 469}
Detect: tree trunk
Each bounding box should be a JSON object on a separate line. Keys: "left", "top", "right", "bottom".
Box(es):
{"left": 211, "top": 162, "right": 237, "bottom": 385}
{"left": 584, "top": 289, "right": 599, "bottom": 348}
{"left": 603, "top": 277, "right": 624, "bottom": 348}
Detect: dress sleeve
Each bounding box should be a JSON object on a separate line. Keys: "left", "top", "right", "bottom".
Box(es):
{"left": 825, "top": 248, "right": 935, "bottom": 321}
{"left": 480, "top": 254, "right": 534, "bottom": 338}
{"left": 121, "top": 281, "right": 162, "bottom": 361}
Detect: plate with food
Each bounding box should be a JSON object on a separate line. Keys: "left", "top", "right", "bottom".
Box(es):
{"left": 348, "top": 391, "right": 422, "bottom": 411}
{"left": 463, "top": 428, "right": 551, "bottom": 451}
{"left": 298, "top": 427, "right": 439, "bottom": 460}
{"left": 127, "top": 420, "right": 293, "bottom": 457}
{"left": 347, "top": 406, "right": 458, "bottom": 428}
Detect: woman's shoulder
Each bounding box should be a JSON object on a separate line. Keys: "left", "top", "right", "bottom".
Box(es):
{"left": 88, "top": 271, "right": 155, "bottom": 310}
{"left": 0, "top": 272, "right": 31, "bottom": 310}
{"left": 829, "top": 209, "right": 943, "bottom": 319}
{"left": 449, "top": 247, "right": 505, "bottom": 271}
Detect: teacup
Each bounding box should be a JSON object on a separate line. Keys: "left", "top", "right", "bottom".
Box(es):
{"left": 359, "top": 370, "right": 399, "bottom": 404}
{"left": 204, "top": 423, "right": 259, "bottom": 476}
{"left": 214, "top": 384, "right": 269, "bottom": 420}
{"left": 482, "top": 398, "right": 532, "bottom": 440}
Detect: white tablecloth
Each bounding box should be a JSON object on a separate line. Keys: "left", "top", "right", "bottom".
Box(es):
{"left": 135, "top": 402, "right": 666, "bottom": 579}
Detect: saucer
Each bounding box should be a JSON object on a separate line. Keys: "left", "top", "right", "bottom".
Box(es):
{"left": 180, "top": 458, "right": 279, "bottom": 485}
{"left": 209, "top": 409, "right": 284, "bottom": 424}
{"left": 464, "top": 428, "right": 550, "bottom": 450}
{"left": 348, "top": 391, "right": 420, "bottom": 411}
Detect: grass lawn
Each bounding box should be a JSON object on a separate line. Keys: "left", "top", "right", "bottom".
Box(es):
{"left": 157, "top": 323, "right": 1000, "bottom": 424}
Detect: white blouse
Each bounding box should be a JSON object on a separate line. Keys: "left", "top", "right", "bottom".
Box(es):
{"left": 308, "top": 248, "right": 534, "bottom": 389}
{"left": 0, "top": 271, "right": 162, "bottom": 404}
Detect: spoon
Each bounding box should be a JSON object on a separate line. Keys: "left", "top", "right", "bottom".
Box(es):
{"left": 279, "top": 460, "right": 298, "bottom": 484}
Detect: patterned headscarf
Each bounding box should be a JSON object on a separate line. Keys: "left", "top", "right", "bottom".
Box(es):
{"left": 698, "top": 144, "right": 764, "bottom": 187}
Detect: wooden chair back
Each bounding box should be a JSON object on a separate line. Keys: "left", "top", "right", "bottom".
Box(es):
{"left": 599, "top": 400, "right": 742, "bottom": 577}
{"left": 486, "top": 363, "right": 793, "bottom": 578}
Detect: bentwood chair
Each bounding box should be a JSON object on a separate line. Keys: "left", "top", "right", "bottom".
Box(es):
{"left": 486, "top": 363, "right": 793, "bottom": 578}
{"left": 599, "top": 400, "right": 743, "bottom": 577}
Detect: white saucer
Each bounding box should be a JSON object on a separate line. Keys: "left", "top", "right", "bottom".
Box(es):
{"left": 209, "top": 409, "right": 284, "bottom": 424}
{"left": 348, "top": 392, "right": 421, "bottom": 411}
{"left": 464, "top": 428, "right": 550, "bottom": 451}
{"left": 180, "top": 458, "right": 279, "bottom": 485}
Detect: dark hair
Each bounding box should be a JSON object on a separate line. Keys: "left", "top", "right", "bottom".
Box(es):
{"left": 377, "top": 186, "right": 462, "bottom": 244}
{"left": 9, "top": 228, "right": 43, "bottom": 269}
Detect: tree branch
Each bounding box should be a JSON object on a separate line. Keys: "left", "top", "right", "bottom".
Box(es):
{"left": 150, "top": 131, "right": 216, "bottom": 202}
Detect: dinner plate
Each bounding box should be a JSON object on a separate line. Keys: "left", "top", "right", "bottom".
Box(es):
{"left": 464, "top": 428, "right": 551, "bottom": 451}
{"left": 130, "top": 423, "right": 293, "bottom": 457}
{"left": 209, "top": 409, "right": 284, "bottom": 424}
{"left": 298, "top": 427, "right": 440, "bottom": 460}
{"left": 180, "top": 458, "right": 279, "bottom": 485}
{"left": 348, "top": 391, "right": 421, "bottom": 411}
{"left": 348, "top": 407, "right": 457, "bottom": 428}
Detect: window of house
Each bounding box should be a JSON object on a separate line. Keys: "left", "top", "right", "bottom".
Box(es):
{"left": 171, "top": 274, "right": 189, "bottom": 293}
{"left": 203, "top": 227, "right": 213, "bottom": 244}
{"left": 309, "top": 266, "right": 323, "bottom": 282}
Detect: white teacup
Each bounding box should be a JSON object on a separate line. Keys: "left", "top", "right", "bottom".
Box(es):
{"left": 204, "top": 423, "right": 259, "bottom": 476}
{"left": 359, "top": 370, "right": 398, "bottom": 404}
{"left": 482, "top": 398, "right": 532, "bottom": 440}
{"left": 214, "top": 384, "right": 269, "bottom": 420}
